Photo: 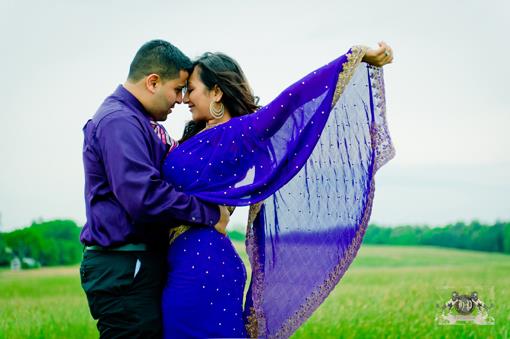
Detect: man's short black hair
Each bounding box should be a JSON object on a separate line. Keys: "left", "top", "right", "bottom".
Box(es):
{"left": 127, "top": 40, "right": 192, "bottom": 82}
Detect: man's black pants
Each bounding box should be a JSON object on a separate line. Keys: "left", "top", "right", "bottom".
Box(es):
{"left": 80, "top": 250, "right": 166, "bottom": 338}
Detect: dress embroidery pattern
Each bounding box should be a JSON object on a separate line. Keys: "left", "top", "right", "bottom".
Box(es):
{"left": 243, "top": 46, "right": 395, "bottom": 338}
{"left": 245, "top": 202, "right": 265, "bottom": 338}
{"left": 368, "top": 65, "right": 396, "bottom": 171}
{"left": 169, "top": 225, "right": 191, "bottom": 245}
{"left": 168, "top": 206, "right": 237, "bottom": 245}
{"left": 332, "top": 45, "right": 368, "bottom": 107}
{"left": 274, "top": 46, "right": 372, "bottom": 338}
{"left": 275, "top": 179, "right": 376, "bottom": 338}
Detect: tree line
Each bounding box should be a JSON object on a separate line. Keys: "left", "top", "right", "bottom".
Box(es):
{"left": 0, "top": 220, "right": 508, "bottom": 268}
{"left": 363, "top": 221, "right": 510, "bottom": 253}
{"left": 0, "top": 220, "right": 83, "bottom": 267}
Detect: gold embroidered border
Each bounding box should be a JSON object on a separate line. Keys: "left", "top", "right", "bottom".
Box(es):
{"left": 168, "top": 206, "right": 237, "bottom": 245}
{"left": 332, "top": 45, "right": 368, "bottom": 107}
{"left": 168, "top": 225, "right": 191, "bottom": 245}
{"left": 247, "top": 202, "right": 263, "bottom": 226}
{"left": 368, "top": 65, "right": 396, "bottom": 171}
{"left": 272, "top": 46, "right": 369, "bottom": 338}
{"left": 274, "top": 178, "right": 376, "bottom": 338}
{"left": 245, "top": 306, "right": 259, "bottom": 339}
{"left": 245, "top": 46, "right": 377, "bottom": 338}
{"left": 274, "top": 59, "right": 390, "bottom": 336}
{"left": 244, "top": 202, "right": 266, "bottom": 338}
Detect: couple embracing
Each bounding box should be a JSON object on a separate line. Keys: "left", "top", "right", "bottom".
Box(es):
{"left": 79, "top": 39, "right": 394, "bottom": 338}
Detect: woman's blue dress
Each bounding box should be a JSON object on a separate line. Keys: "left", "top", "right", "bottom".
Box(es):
{"left": 159, "top": 46, "right": 394, "bottom": 337}
{"left": 161, "top": 226, "right": 247, "bottom": 338}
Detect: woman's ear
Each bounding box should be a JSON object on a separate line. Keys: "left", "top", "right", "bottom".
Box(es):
{"left": 213, "top": 85, "right": 223, "bottom": 102}
{"left": 145, "top": 74, "right": 160, "bottom": 94}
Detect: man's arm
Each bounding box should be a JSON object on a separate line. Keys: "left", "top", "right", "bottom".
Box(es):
{"left": 97, "top": 114, "right": 221, "bottom": 227}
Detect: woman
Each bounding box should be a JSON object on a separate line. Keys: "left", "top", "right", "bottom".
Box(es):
{"left": 161, "top": 43, "right": 394, "bottom": 338}
{"left": 161, "top": 52, "right": 259, "bottom": 338}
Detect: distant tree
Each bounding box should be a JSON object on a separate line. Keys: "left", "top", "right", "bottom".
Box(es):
{"left": 470, "top": 221, "right": 503, "bottom": 252}
{"left": 0, "top": 233, "right": 11, "bottom": 266}
{"left": 388, "top": 225, "right": 420, "bottom": 245}
{"left": 364, "top": 225, "right": 392, "bottom": 244}
{"left": 364, "top": 221, "right": 509, "bottom": 254}
{"left": 2, "top": 220, "right": 82, "bottom": 266}
{"left": 503, "top": 222, "right": 510, "bottom": 254}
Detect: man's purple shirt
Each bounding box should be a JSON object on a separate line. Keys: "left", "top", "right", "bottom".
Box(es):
{"left": 80, "top": 85, "right": 220, "bottom": 247}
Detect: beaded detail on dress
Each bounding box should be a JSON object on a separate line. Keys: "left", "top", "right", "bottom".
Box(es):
{"left": 243, "top": 45, "right": 396, "bottom": 338}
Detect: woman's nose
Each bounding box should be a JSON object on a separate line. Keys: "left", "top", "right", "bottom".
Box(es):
{"left": 175, "top": 92, "right": 183, "bottom": 104}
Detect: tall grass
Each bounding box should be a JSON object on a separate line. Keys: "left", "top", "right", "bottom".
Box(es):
{"left": 1, "top": 245, "right": 508, "bottom": 338}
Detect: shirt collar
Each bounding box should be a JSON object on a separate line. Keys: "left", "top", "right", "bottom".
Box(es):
{"left": 113, "top": 85, "right": 152, "bottom": 120}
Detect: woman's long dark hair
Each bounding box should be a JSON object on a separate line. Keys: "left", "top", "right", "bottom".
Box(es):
{"left": 180, "top": 52, "right": 259, "bottom": 143}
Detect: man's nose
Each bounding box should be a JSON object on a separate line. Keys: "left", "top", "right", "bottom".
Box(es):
{"left": 183, "top": 91, "right": 190, "bottom": 104}
{"left": 175, "top": 92, "right": 184, "bottom": 104}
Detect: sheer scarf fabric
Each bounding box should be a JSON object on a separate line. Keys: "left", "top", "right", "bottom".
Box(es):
{"left": 162, "top": 46, "right": 395, "bottom": 338}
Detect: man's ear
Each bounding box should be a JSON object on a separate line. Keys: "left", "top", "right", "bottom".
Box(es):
{"left": 145, "top": 74, "right": 160, "bottom": 94}
{"left": 213, "top": 85, "right": 223, "bottom": 102}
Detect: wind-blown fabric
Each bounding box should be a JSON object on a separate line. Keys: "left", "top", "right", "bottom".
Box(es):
{"left": 163, "top": 46, "right": 394, "bottom": 338}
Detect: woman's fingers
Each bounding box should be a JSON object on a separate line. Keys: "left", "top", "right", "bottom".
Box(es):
{"left": 362, "top": 42, "right": 394, "bottom": 66}
{"left": 377, "top": 42, "right": 394, "bottom": 65}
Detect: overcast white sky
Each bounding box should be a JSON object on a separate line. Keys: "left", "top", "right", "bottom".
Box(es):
{"left": 0, "top": 0, "right": 509, "bottom": 231}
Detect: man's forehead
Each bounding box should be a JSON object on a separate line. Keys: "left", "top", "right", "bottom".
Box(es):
{"left": 177, "top": 70, "right": 189, "bottom": 86}
{"left": 186, "top": 71, "right": 199, "bottom": 86}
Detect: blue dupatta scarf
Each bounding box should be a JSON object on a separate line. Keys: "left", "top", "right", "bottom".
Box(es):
{"left": 163, "top": 46, "right": 395, "bottom": 338}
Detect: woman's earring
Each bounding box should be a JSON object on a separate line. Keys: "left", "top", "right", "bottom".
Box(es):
{"left": 209, "top": 101, "right": 225, "bottom": 119}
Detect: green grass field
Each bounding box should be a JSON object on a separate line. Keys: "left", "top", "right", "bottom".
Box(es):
{"left": 1, "top": 245, "right": 508, "bottom": 338}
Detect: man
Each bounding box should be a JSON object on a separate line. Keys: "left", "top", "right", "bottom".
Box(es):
{"left": 79, "top": 39, "right": 230, "bottom": 338}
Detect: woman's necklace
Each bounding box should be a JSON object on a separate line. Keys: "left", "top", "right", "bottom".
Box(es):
{"left": 201, "top": 119, "right": 229, "bottom": 133}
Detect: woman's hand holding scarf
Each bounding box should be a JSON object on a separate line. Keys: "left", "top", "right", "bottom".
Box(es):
{"left": 363, "top": 41, "right": 394, "bottom": 66}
